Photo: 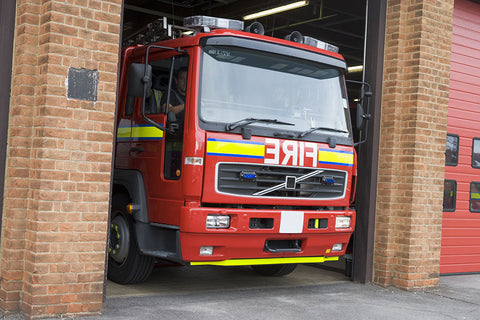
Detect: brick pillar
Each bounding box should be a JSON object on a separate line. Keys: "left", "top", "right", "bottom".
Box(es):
{"left": 374, "top": 0, "right": 454, "bottom": 289}
{"left": 0, "top": 1, "right": 121, "bottom": 318}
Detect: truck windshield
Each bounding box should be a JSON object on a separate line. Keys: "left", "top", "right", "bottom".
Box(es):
{"left": 199, "top": 45, "right": 352, "bottom": 138}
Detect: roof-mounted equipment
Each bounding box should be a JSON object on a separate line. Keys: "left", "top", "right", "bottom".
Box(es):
{"left": 302, "top": 36, "right": 339, "bottom": 53}
{"left": 285, "top": 31, "right": 339, "bottom": 53}
{"left": 245, "top": 22, "right": 265, "bottom": 35}
{"left": 184, "top": 16, "right": 244, "bottom": 33}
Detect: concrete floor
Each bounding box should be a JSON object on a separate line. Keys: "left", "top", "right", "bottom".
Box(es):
{"left": 106, "top": 262, "right": 349, "bottom": 298}
{"left": 20, "top": 260, "right": 479, "bottom": 320}
{"left": 98, "top": 270, "right": 480, "bottom": 320}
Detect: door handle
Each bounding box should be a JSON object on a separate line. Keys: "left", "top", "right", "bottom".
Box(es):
{"left": 129, "top": 146, "right": 144, "bottom": 153}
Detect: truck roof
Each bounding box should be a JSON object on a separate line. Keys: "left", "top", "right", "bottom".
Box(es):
{"left": 126, "top": 28, "right": 346, "bottom": 66}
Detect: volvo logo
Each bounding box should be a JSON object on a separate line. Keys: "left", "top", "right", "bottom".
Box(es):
{"left": 285, "top": 176, "right": 296, "bottom": 189}
{"left": 253, "top": 169, "right": 324, "bottom": 196}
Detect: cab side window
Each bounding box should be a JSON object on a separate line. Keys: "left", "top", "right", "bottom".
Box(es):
{"left": 160, "top": 55, "right": 189, "bottom": 180}
{"left": 145, "top": 72, "right": 169, "bottom": 115}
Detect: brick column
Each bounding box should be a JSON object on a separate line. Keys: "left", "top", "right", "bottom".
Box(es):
{"left": 374, "top": 0, "right": 454, "bottom": 289}
{"left": 0, "top": 1, "right": 121, "bottom": 318}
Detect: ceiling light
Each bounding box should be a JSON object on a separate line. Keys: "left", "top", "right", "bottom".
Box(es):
{"left": 348, "top": 65, "right": 363, "bottom": 73}
{"left": 243, "top": 1, "right": 309, "bottom": 21}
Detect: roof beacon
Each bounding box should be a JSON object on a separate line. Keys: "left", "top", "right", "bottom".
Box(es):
{"left": 302, "top": 36, "right": 339, "bottom": 53}
{"left": 184, "top": 16, "right": 244, "bottom": 32}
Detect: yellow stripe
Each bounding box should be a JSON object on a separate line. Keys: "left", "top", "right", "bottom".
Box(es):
{"left": 318, "top": 149, "right": 354, "bottom": 166}
{"left": 117, "top": 127, "right": 130, "bottom": 139}
{"left": 190, "top": 256, "right": 339, "bottom": 266}
{"left": 132, "top": 126, "right": 164, "bottom": 139}
{"left": 472, "top": 192, "right": 480, "bottom": 200}
{"left": 207, "top": 140, "right": 265, "bottom": 158}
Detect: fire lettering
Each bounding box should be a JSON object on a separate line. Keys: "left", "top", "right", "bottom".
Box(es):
{"left": 264, "top": 138, "right": 280, "bottom": 164}
{"left": 282, "top": 141, "right": 298, "bottom": 166}
{"left": 264, "top": 139, "right": 318, "bottom": 167}
{"left": 304, "top": 142, "right": 317, "bottom": 167}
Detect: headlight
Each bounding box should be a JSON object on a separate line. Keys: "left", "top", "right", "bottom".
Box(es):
{"left": 200, "top": 246, "right": 214, "bottom": 255}
{"left": 206, "top": 215, "right": 230, "bottom": 229}
{"left": 332, "top": 243, "right": 343, "bottom": 251}
{"left": 335, "top": 216, "right": 351, "bottom": 229}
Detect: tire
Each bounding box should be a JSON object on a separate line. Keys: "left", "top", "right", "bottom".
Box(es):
{"left": 251, "top": 264, "right": 297, "bottom": 277}
{"left": 107, "top": 193, "right": 154, "bottom": 284}
{"left": 345, "top": 258, "right": 353, "bottom": 277}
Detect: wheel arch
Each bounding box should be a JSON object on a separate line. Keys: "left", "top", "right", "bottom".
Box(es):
{"left": 112, "top": 169, "right": 183, "bottom": 264}
{"left": 113, "top": 169, "right": 149, "bottom": 223}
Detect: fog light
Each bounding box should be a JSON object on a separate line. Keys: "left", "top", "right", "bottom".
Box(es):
{"left": 206, "top": 215, "right": 230, "bottom": 229}
{"left": 332, "top": 243, "right": 343, "bottom": 251}
{"left": 200, "top": 246, "right": 214, "bottom": 256}
{"left": 335, "top": 216, "right": 351, "bottom": 228}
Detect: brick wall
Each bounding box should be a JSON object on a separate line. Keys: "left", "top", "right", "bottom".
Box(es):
{"left": 0, "top": 0, "right": 121, "bottom": 318}
{"left": 374, "top": 0, "right": 454, "bottom": 289}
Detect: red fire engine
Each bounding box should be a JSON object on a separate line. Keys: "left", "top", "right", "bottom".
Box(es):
{"left": 109, "top": 16, "right": 366, "bottom": 284}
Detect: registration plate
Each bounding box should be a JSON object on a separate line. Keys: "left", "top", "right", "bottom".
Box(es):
{"left": 279, "top": 211, "right": 304, "bottom": 233}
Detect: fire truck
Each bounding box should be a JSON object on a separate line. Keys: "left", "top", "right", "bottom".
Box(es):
{"left": 110, "top": 16, "right": 368, "bottom": 284}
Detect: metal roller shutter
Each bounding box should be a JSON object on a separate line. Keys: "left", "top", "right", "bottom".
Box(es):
{"left": 441, "top": 0, "right": 480, "bottom": 274}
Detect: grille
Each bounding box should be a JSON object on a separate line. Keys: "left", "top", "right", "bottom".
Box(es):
{"left": 217, "top": 163, "right": 346, "bottom": 199}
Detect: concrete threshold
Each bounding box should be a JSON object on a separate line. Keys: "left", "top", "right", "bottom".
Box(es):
{"left": 106, "top": 263, "right": 349, "bottom": 298}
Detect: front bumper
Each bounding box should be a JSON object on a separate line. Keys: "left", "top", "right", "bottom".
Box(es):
{"left": 180, "top": 206, "right": 355, "bottom": 263}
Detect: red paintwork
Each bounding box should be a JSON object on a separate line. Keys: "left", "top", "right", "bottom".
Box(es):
{"left": 115, "top": 27, "right": 357, "bottom": 262}
{"left": 441, "top": 0, "right": 480, "bottom": 274}
{"left": 179, "top": 207, "right": 355, "bottom": 261}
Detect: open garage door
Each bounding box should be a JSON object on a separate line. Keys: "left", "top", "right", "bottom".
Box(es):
{"left": 441, "top": 0, "right": 480, "bottom": 274}
{"left": 109, "top": 0, "right": 383, "bottom": 291}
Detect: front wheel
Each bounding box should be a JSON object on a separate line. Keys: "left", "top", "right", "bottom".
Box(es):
{"left": 107, "top": 193, "right": 154, "bottom": 284}
{"left": 251, "top": 264, "right": 297, "bottom": 276}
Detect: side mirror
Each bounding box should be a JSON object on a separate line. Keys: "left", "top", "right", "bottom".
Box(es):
{"left": 356, "top": 103, "right": 365, "bottom": 130}
{"left": 127, "top": 63, "right": 152, "bottom": 98}
{"left": 356, "top": 102, "right": 372, "bottom": 130}
{"left": 346, "top": 79, "right": 373, "bottom": 146}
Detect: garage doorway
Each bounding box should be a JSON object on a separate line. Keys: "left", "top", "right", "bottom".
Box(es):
{"left": 107, "top": 0, "right": 385, "bottom": 291}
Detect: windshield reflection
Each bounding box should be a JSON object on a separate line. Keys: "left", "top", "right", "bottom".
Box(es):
{"left": 199, "top": 45, "right": 351, "bottom": 137}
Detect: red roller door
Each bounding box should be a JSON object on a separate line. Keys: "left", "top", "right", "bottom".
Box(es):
{"left": 441, "top": 0, "right": 480, "bottom": 274}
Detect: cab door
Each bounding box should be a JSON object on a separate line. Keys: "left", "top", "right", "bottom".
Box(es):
{"left": 115, "top": 63, "right": 136, "bottom": 169}
{"left": 129, "top": 52, "right": 190, "bottom": 226}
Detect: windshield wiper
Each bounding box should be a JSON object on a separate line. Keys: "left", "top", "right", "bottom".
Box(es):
{"left": 225, "top": 118, "right": 294, "bottom": 131}
{"left": 297, "top": 126, "right": 348, "bottom": 138}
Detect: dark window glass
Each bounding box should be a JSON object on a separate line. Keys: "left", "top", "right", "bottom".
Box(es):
{"left": 443, "top": 180, "right": 456, "bottom": 212}
{"left": 470, "top": 182, "right": 480, "bottom": 213}
{"left": 162, "top": 55, "right": 189, "bottom": 180}
{"left": 472, "top": 138, "right": 480, "bottom": 169}
{"left": 125, "top": 95, "right": 134, "bottom": 116}
{"left": 445, "top": 134, "right": 459, "bottom": 166}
